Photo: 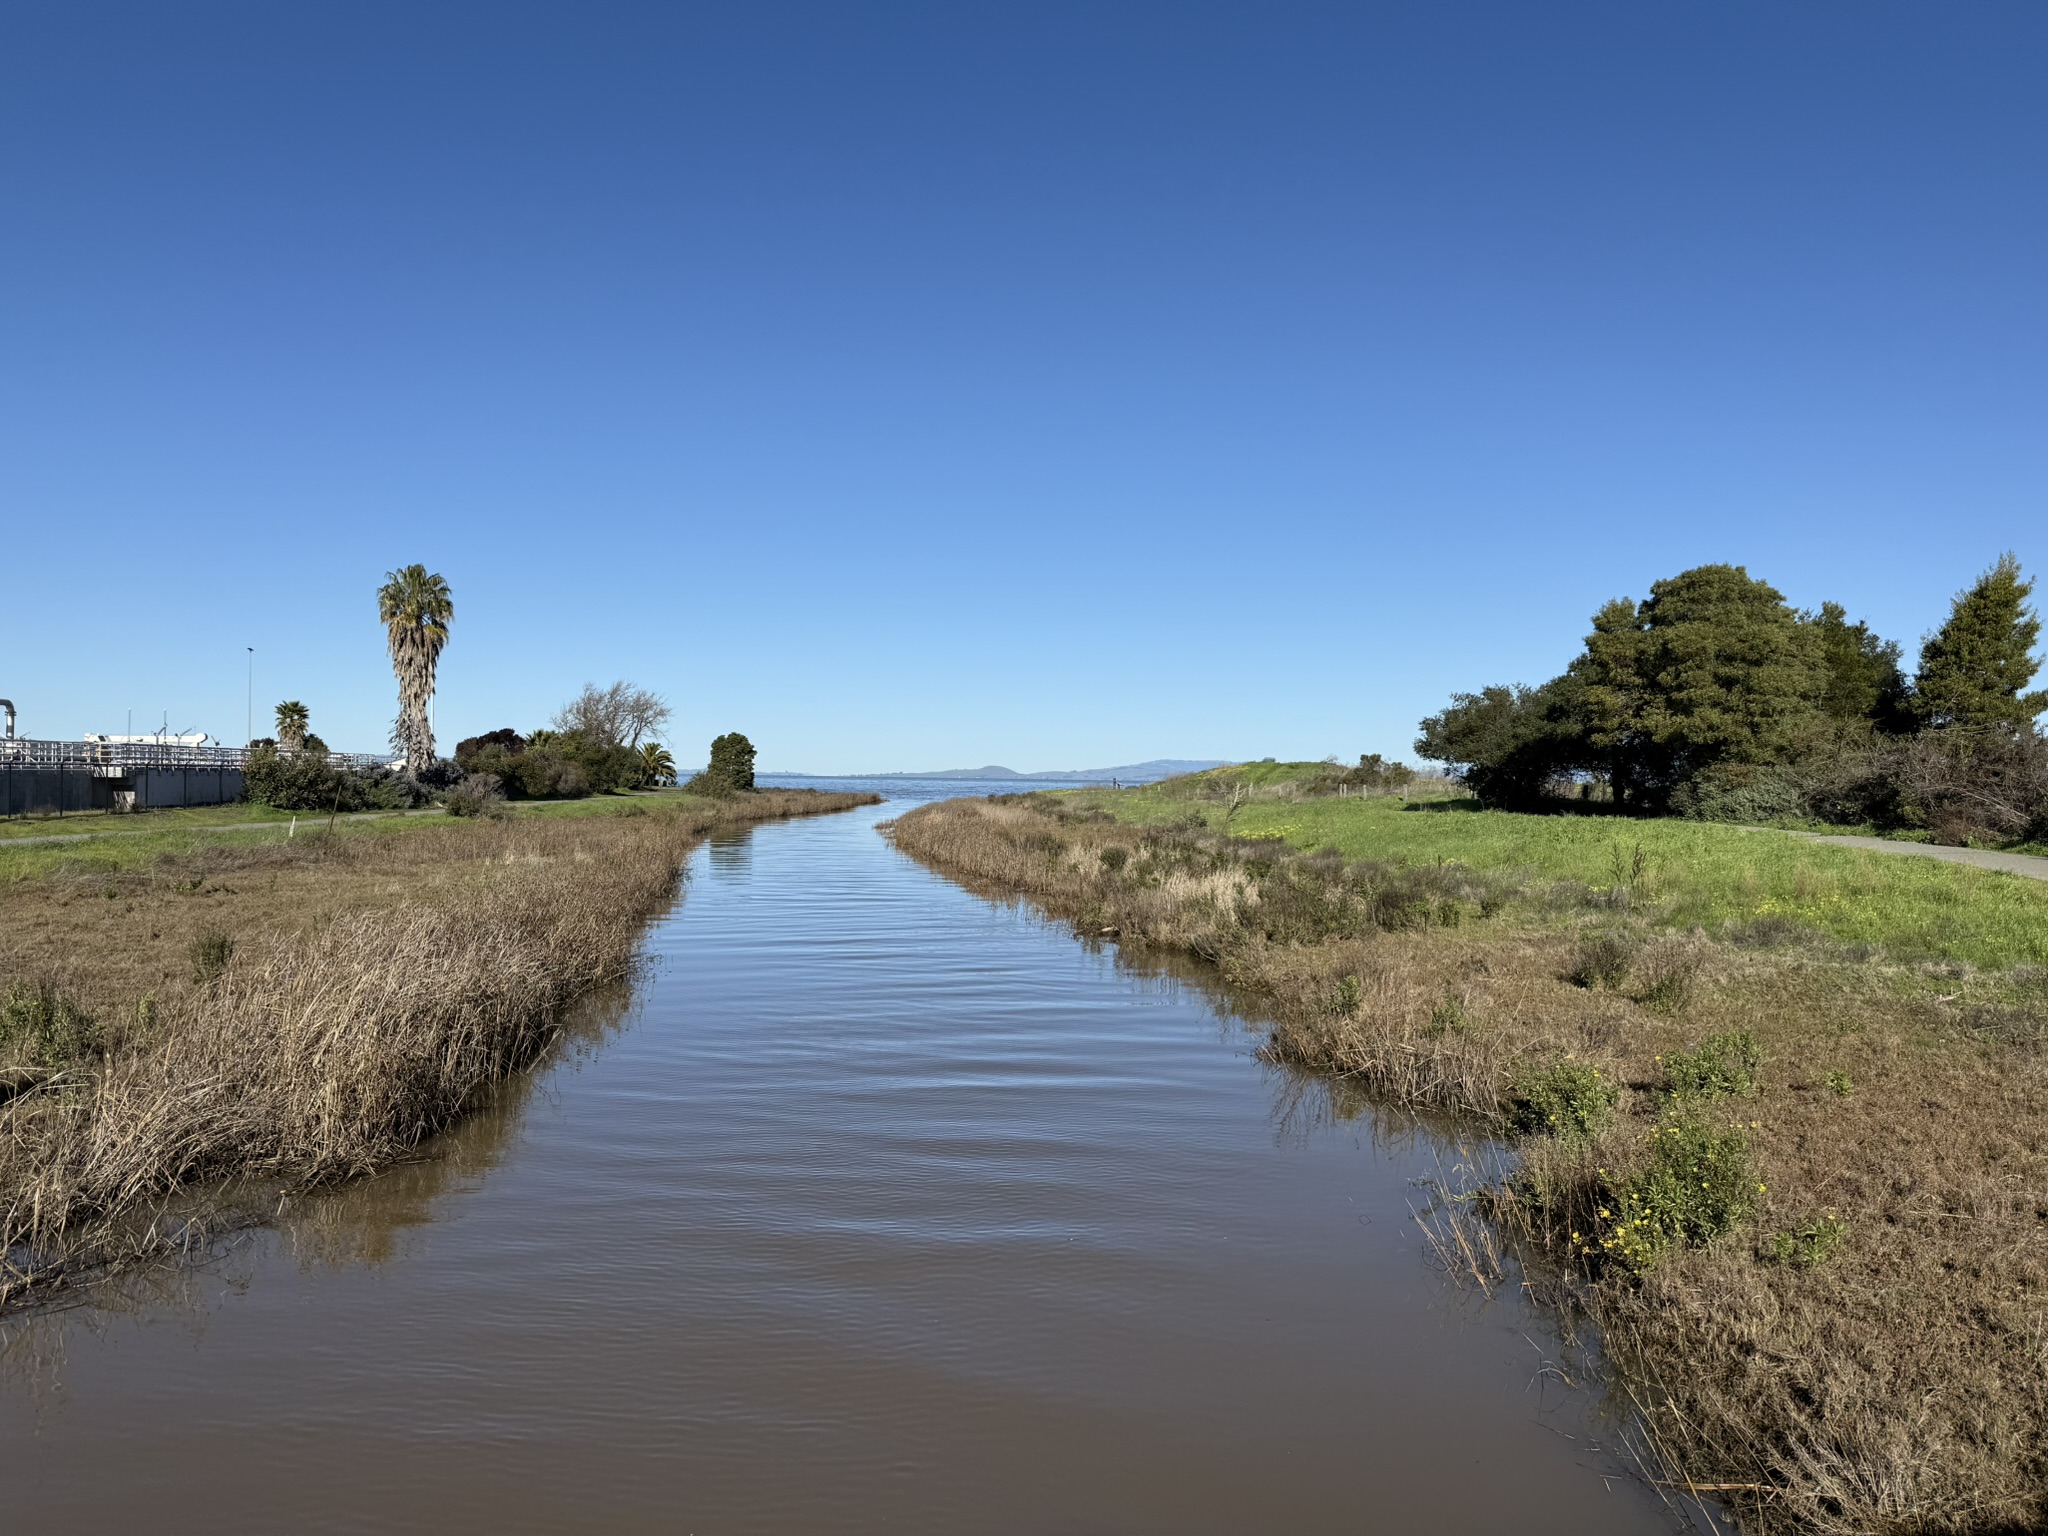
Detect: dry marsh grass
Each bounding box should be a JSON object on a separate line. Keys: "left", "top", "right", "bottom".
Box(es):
{"left": 0, "top": 790, "right": 872, "bottom": 1311}
{"left": 888, "top": 795, "right": 2048, "bottom": 1535}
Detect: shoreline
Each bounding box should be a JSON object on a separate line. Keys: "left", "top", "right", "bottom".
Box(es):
{"left": 886, "top": 790, "right": 2048, "bottom": 1534}
{"left": 0, "top": 788, "right": 878, "bottom": 1314}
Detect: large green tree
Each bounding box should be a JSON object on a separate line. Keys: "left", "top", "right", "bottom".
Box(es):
{"left": 1807, "top": 602, "right": 1913, "bottom": 732}
{"left": 1577, "top": 565, "right": 1826, "bottom": 810}
{"left": 377, "top": 564, "right": 454, "bottom": 772}
{"left": 1915, "top": 554, "right": 2047, "bottom": 732}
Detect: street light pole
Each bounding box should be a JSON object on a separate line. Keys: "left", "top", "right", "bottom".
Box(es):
{"left": 246, "top": 648, "right": 254, "bottom": 745}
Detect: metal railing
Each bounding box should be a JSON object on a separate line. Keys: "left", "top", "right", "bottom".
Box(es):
{"left": 0, "top": 738, "right": 390, "bottom": 774}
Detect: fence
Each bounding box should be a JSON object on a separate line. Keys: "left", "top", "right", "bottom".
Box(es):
{"left": 0, "top": 738, "right": 388, "bottom": 819}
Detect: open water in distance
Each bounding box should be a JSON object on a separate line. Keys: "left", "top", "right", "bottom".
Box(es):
{"left": 1, "top": 782, "right": 1703, "bottom": 1533}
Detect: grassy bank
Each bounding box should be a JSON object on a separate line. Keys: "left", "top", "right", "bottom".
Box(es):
{"left": 1062, "top": 768, "right": 2048, "bottom": 969}
{"left": 0, "top": 788, "right": 874, "bottom": 1311}
{"left": 887, "top": 784, "right": 2048, "bottom": 1534}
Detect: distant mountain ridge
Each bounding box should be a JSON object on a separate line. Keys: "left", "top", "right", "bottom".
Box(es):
{"left": 775, "top": 759, "right": 1230, "bottom": 784}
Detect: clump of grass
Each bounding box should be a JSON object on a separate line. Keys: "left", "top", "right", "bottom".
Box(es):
{"left": 1660, "top": 1030, "right": 1762, "bottom": 1100}
{"left": 1823, "top": 1069, "right": 1854, "bottom": 1097}
{"left": 1098, "top": 845, "right": 1129, "bottom": 873}
{"left": 1768, "top": 1213, "right": 1845, "bottom": 1267}
{"left": 190, "top": 929, "right": 236, "bottom": 984}
{"left": 0, "top": 983, "right": 103, "bottom": 1069}
{"left": 1511, "top": 1058, "right": 1618, "bottom": 1141}
{"left": 1566, "top": 929, "right": 1638, "bottom": 989}
{"left": 1600, "top": 1111, "right": 1759, "bottom": 1272}
{"left": 1332, "top": 973, "right": 1363, "bottom": 1015}
{"left": 1633, "top": 939, "right": 1704, "bottom": 1013}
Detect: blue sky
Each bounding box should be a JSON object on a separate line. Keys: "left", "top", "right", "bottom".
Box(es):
{"left": 4, "top": 3, "right": 2042, "bottom": 772}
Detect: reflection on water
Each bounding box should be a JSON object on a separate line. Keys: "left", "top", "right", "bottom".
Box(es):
{"left": 0, "top": 789, "right": 1709, "bottom": 1534}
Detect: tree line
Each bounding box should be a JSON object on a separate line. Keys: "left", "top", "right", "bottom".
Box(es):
{"left": 1415, "top": 555, "right": 2047, "bottom": 844}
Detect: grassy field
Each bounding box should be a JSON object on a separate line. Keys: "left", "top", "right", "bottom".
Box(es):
{"left": 0, "top": 790, "right": 701, "bottom": 882}
{"left": 1057, "top": 766, "right": 2048, "bottom": 970}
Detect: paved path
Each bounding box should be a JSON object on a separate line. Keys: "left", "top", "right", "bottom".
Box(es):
{"left": 1797, "top": 832, "right": 2048, "bottom": 882}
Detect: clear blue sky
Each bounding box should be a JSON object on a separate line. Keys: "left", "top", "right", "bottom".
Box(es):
{"left": 4, "top": 3, "right": 2042, "bottom": 772}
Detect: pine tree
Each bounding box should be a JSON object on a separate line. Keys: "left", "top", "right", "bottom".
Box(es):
{"left": 1915, "top": 554, "right": 2047, "bottom": 732}
{"left": 1808, "top": 602, "right": 1913, "bottom": 732}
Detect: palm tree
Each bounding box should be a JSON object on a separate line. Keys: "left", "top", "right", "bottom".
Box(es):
{"left": 377, "top": 564, "right": 453, "bottom": 772}
{"left": 639, "top": 742, "right": 677, "bottom": 788}
{"left": 274, "top": 700, "right": 310, "bottom": 752}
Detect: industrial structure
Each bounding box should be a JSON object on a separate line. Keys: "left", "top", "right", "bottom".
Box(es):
{"left": 0, "top": 728, "right": 388, "bottom": 818}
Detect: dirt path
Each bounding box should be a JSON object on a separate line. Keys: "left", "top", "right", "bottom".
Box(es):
{"left": 1800, "top": 832, "right": 2048, "bottom": 882}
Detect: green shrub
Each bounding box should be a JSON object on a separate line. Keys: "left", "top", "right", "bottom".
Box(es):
{"left": 0, "top": 982, "right": 103, "bottom": 1067}
{"left": 244, "top": 745, "right": 419, "bottom": 812}
{"left": 1567, "top": 930, "right": 1638, "bottom": 989}
{"left": 1824, "top": 1069, "right": 1854, "bottom": 1098}
{"left": 1099, "top": 846, "right": 1130, "bottom": 873}
{"left": 1661, "top": 1031, "right": 1762, "bottom": 1099}
{"left": 1768, "top": 1214, "right": 1845, "bottom": 1267}
{"left": 1333, "top": 973, "right": 1363, "bottom": 1015}
{"left": 1511, "top": 1058, "right": 1618, "bottom": 1141}
{"left": 1601, "top": 1111, "right": 1759, "bottom": 1271}
{"left": 190, "top": 930, "right": 236, "bottom": 984}
{"left": 691, "top": 731, "right": 758, "bottom": 796}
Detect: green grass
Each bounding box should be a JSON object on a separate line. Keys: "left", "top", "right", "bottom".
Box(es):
{"left": 0, "top": 789, "right": 706, "bottom": 884}
{"left": 1057, "top": 772, "right": 2048, "bottom": 969}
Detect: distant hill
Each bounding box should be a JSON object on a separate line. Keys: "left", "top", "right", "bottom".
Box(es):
{"left": 794, "top": 759, "right": 1231, "bottom": 785}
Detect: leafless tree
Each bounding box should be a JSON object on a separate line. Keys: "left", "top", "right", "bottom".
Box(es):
{"left": 552, "top": 681, "right": 672, "bottom": 751}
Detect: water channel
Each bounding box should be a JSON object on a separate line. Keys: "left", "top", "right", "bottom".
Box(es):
{"left": 1, "top": 783, "right": 1704, "bottom": 1532}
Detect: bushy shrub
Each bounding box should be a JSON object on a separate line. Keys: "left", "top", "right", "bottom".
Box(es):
{"left": 244, "top": 746, "right": 420, "bottom": 812}
{"left": 690, "top": 731, "right": 757, "bottom": 795}
{"left": 1, "top": 982, "right": 103, "bottom": 1067}
{"left": 1672, "top": 762, "right": 1811, "bottom": 825}
{"left": 1567, "top": 930, "right": 1638, "bottom": 989}
{"left": 1601, "top": 1111, "right": 1759, "bottom": 1271}
{"left": 444, "top": 773, "right": 508, "bottom": 818}
{"left": 455, "top": 729, "right": 527, "bottom": 772}
{"left": 1661, "top": 1031, "right": 1762, "bottom": 1099}
{"left": 190, "top": 930, "right": 235, "bottom": 984}
{"left": 1511, "top": 1058, "right": 1619, "bottom": 1141}
{"left": 1634, "top": 941, "right": 1705, "bottom": 1014}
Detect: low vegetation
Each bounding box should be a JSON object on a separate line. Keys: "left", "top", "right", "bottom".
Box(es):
{"left": 0, "top": 787, "right": 874, "bottom": 1313}
{"left": 888, "top": 783, "right": 2048, "bottom": 1533}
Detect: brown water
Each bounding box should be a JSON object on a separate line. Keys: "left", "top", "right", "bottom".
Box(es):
{"left": 0, "top": 791, "right": 1703, "bottom": 1533}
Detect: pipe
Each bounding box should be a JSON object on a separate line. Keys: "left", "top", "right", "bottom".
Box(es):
{"left": 0, "top": 700, "right": 12, "bottom": 739}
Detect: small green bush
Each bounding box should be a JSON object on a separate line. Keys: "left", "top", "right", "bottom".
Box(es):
{"left": 1567, "top": 930, "right": 1638, "bottom": 989}
{"left": 191, "top": 930, "right": 236, "bottom": 984}
{"left": 1099, "top": 846, "right": 1129, "bottom": 873}
{"left": 0, "top": 982, "right": 104, "bottom": 1067}
{"left": 1512, "top": 1058, "right": 1619, "bottom": 1141}
{"left": 1601, "top": 1111, "right": 1759, "bottom": 1271}
{"left": 1661, "top": 1031, "right": 1762, "bottom": 1100}
{"left": 1333, "top": 973, "right": 1363, "bottom": 1015}
{"left": 1823, "top": 1069, "right": 1854, "bottom": 1098}
{"left": 1768, "top": 1214, "right": 1845, "bottom": 1267}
